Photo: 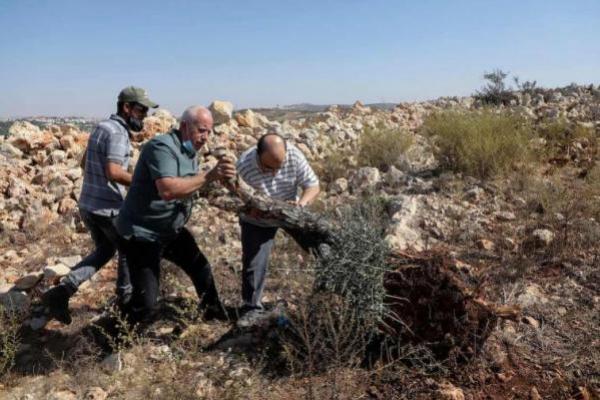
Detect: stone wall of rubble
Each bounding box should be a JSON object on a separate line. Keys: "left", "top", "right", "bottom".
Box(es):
{"left": 0, "top": 84, "right": 598, "bottom": 308}
{"left": 1, "top": 85, "right": 599, "bottom": 236}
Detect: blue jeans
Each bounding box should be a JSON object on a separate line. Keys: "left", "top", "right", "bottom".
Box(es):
{"left": 62, "top": 209, "right": 132, "bottom": 301}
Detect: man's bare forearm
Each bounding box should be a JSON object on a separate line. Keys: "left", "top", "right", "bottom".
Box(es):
{"left": 298, "top": 185, "right": 320, "bottom": 207}
{"left": 156, "top": 171, "right": 214, "bottom": 201}
{"left": 106, "top": 162, "right": 132, "bottom": 186}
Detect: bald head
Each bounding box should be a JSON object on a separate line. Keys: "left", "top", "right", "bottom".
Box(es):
{"left": 180, "top": 105, "right": 214, "bottom": 151}
{"left": 257, "top": 133, "right": 287, "bottom": 172}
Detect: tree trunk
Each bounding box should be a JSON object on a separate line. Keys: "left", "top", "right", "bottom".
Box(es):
{"left": 208, "top": 162, "right": 518, "bottom": 359}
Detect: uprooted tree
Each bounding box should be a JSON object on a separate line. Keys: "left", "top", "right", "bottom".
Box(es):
{"left": 208, "top": 149, "right": 519, "bottom": 361}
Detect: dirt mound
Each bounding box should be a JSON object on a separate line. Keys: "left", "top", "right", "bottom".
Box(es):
{"left": 383, "top": 252, "right": 518, "bottom": 360}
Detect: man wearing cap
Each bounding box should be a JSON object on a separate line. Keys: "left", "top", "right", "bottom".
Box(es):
{"left": 38, "top": 86, "right": 159, "bottom": 326}
{"left": 116, "top": 105, "right": 236, "bottom": 323}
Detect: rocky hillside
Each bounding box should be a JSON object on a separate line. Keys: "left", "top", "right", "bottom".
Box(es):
{"left": 0, "top": 85, "right": 599, "bottom": 399}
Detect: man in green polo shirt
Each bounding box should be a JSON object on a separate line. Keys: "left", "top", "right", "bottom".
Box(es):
{"left": 116, "top": 105, "right": 236, "bottom": 322}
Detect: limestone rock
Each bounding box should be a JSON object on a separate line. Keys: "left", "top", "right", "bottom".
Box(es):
{"left": 330, "top": 177, "right": 348, "bottom": 194}
{"left": 235, "top": 109, "right": 260, "bottom": 128}
{"left": 531, "top": 229, "right": 554, "bottom": 247}
{"left": 58, "top": 197, "right": 77, "bottom": 215}
{"left": 209, "top": 101, "right": 234, "bottom": 125}
{"left": 385, "top": 165, "right": 405, "bottom": 186}
{"left": 138, "top": 109, "right": 177, "bottom": 141}
{"left": 0, "top": 142, "right": 23, "bottom": 158}
{"left": 516, "top": 284, "right": 548, "bottom": 308}
{"left": 0, "top": 290, "right": 30, "bottom": 313}
{"left": 495, "top": 211, "right": 516, "bottom": 221}
{"left": 64, "top": 168, "right": 82, "bottom": 181}
{"left": 59, "top": 135, "right": 75, "bottom": 150}
{"left": 8, "top": 120, "right": 42, "bottom": 137}
{"left": 477, "top": 239, "right": 495, "bottom": 251}
{"left": 6, "top": 177, "right": 28, "bottom": 198}
{"left": 437, "top": 382, "right": 465, "bottom": 400}
{"left": 148, "top": 344, "right": 173, "bottom": 361}
{"left": 43, "top": 263, "right": 71, "bottom": 279}
{"left": 47, "top": 175, "right": 73, "bottom": 199}
{"left": 50, "top": 149, "right": 67, "bottom": 163}
{"left": 14, "top": 271, "right": 44, "bottom": 290}
{"left": 351, "top": 167, "right": 381, "bottom": 191}
{"left": 522, "top": 315, "right": 540, "bottom": 329}
{"left": 47, "top": 390, "right": 77, "bottom": 400}
{"left": 529, "top": 387, "right": 542, "bottom": 400}
{"left": 385, "top": 195, "right": 426, "bottom": 251}
{"left": 84, "top": 387, "right": 108, "bottom": 400}
{"left": 57, "top": 255, "right": 82, "bottom": 267}
{"left": 351, "top": 100, "right": 371, "bottom": 115}
{"left": 464, "top": 186, "right": 484, "bottom": 202}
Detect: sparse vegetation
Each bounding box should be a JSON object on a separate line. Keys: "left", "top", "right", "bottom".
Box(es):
{"left": 279, "top": 198, "right": 390, "bottom": 383}
{"left": 422, "top": 110, "right": 533, "bottom": 178}
{"left": 474, "top": 69, "right": 517, "bottom": 105}
{"left": 2, "top": 80, "right": 600, "bottom": 398}
{"left": 312, "top": 142, "right": 356, "bottom": 184}
{"left": 519, "top": 169, "right": 600, "bottom": 257}
{"left": 0, "top": 306, "right": 21, "bottom": 379}
{"left": 358, "top": 124, "right": 413, "bottom": 171}
{"left": 314, "top": 124, "right": 413, "bottom": 184}
{"left": 313, "top": 197, "right": 391, "bottom": 326}
{"left": 514, "top": 76, "right": 540, "bottom": 95}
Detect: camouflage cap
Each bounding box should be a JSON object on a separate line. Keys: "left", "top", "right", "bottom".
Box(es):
{"left": 118, "top": 86, "right": 159, "bottom": 109}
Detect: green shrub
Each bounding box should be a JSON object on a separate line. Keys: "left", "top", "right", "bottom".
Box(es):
{"left": 535, "top": 120, "right": 598, "bottom": 164}
{"left": 474, "top": 69, "right": 517, "bottom": 105}
{"left": 312, "top": 143, "right": 356, "bottom": 184}
{"left": 313, "top": 197, "right": 391, "bottom": 327}
{"left": 282, "top": 198, "right": 391, "bottom": 374}
{"left": 0, "top": 306, "right": 21, "bottom": 378}
{"left": 537, "top": 119, "right": 569, "bottom": 143}
{"left": 358, "top": 124, "right": 413, "bottom": 171}
{"left": 538, "top": 119, "right": 596, "bottom": 144}
{"left": 514, "top": 169, "right": 600, "bottom": 258}
{"left": 421, "top": 110, "right": 533, "bottom": 179}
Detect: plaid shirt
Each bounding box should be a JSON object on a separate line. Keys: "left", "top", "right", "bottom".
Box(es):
{"left": 79, "top": 115, "right": 131, "bottom": 216}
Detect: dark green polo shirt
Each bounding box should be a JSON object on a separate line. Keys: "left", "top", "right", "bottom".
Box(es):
{"left": 116, "top": 129, "right": 198, "bottom": 242}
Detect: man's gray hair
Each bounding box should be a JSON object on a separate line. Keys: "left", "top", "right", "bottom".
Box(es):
{"left": 180, "top": 105, "right": 211, "bottom": 124}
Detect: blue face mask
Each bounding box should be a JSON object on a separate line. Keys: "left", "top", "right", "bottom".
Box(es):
{"left": 182, "top": 140, "right": 196, "bottom": 154}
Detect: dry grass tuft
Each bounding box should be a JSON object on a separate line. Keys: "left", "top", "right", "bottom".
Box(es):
{"left": 358, "top": 124, "right": 413, "bottom": 171}
{"left": 422, "top": 110, "right": 533, "bottom": 178}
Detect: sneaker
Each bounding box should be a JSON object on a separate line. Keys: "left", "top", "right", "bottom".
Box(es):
{"left": 236, "top": 308, "right": 269, "bottom": 328}
{"left": 40, "top": 285, "right": 72, "bottom": 325}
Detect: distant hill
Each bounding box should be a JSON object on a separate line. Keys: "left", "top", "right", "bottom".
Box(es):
{"left": 246, "top": 102, "right": 397, "bottom": 121}
{"left": 277, "top": 102, "right": 397, "bottom": 112}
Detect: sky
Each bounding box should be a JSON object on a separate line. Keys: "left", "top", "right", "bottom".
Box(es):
{"left": 0, "top": 0, "right": 599, "bottom": 118}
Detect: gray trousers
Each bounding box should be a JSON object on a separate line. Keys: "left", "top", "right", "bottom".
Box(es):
{"left": 62, "top": 209, "right": 132, "bottom": 301}
{"left": 240, "top": 221, "right": 314, "bottom": 309}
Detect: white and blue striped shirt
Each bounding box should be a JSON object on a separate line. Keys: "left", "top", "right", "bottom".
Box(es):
{"left": 236, "top": 143, "right": 319, "bottom": 202}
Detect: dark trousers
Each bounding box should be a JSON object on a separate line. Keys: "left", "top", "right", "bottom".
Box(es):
{"left": 120, "top": 227, "right": 220, "bottom": 322}
{"left": 63, "top": 209, "right": 131, "bottom": 301}
{"left": 240, "top": 221, "right": 314, "bottom": 309}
